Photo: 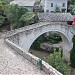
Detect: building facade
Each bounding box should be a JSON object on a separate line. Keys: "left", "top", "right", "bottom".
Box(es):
{"left": 41, "top": 0, "right": 68, "bottom": 13}
{"left": 10, "top": 0, "right": 68, "bottom": 13}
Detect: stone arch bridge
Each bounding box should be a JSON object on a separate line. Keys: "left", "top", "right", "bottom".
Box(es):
{"left": 1, "top": 21, "right": 75, "bottom": 61}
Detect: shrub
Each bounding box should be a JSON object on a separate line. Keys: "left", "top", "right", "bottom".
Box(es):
{"left": 19, "top": 11, "right": 39, "bottom": 27}
{"left": 55, "top": 6, "right": 61, "bottom": 13}
{"left": 0, "top": 15, "right": 6, "bottom": 27}
{"left": 70, "top": 35, "right": 75, "bottom": 68}
{"left": 70, "top": 4, "right": 75, "bottom": 15}
{"left": 44, "top": 48, "right": 69, "bottom": 75}
{"left": 3, "top": 0, "right": 13, "bottom": 4}
{"left": 4, "top": 4, "right": 28, "bottom": 29}
{"left": 47, "top": 33, "right": 62, "bottom": 44}
{"left": 31, "top": 35, "right": 45, "bottom": 49}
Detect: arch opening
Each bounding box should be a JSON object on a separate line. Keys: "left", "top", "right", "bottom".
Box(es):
{"left": 29, "top": 31, "right": 70, "bottom": 50}
{"left": 29, "top": 31, "right": 71, "bottom": 62}
{"left": 30, "top": 32, "right": 62, "bottom": 50}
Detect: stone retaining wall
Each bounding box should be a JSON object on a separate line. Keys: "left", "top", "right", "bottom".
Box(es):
{"left": 4, "top": 39, "right": 63, "bottom": 75}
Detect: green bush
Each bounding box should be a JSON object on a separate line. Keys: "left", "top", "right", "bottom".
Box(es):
{"left": 70, "top": 5, "right": 75, "bottom": 15}
{"left": 19, "top": 11, "right": 39, "bottom": 27}
{"left": 0, "top": 15, "right": 6, "bottom": 27}
{"left": 3, "top": 0, "right": 13, "bottom": 4}
{"left": 70, "top": 35, "right": 75, "bottom": 68}
{"left": 47, "top": 33, "right": 62, "bottom": 44}
{"left": 55, "top": 6, "right": 61, "bottom": 13}
{"left": 31, "top": 35, "right": 45, "bottom": 49}
{"left": 44, "top": 48, "right": 69, "bottom": 75}
{"left": 4, "top": 4, "right": 28, "bottom": 29}
{"left": 70, "top": 0, "right": 75, "bottom": 5}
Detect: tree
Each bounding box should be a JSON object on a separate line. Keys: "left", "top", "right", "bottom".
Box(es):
{"left": 0, "top": 0, "right": 6, "bottom": 28}
{"left": 70, "top": 0, "right": 75, "bottom": 5}
{"left": 4, "top": 4, "right": 28, "bottom": 29}
{"left": 47, "top": 32, "right": 62, "bottom": 44}
{"left": 31, "top": 35, "right": 44, "bottom": 49}
{"left": 3, "top": 0, "right": 13, "bottom": 4}
{"left": 19, "top": 11, "right": 38, "bottom": 27}
{"left": 70, "top": 4, "right": 75, "bottom": 15}
{"left": 70, "top": 35, "right": 75, "bottom": 68}
{"left": 0, "top": 15, "right": 6, "bottom": 27}
{"left": 45, "top": 48, "right": 69, "bottom": 75}
{"left": 0, "top": 0, "right": 4, "bottom": 14}
{"left": 55, "top": 6, "right": 61, "bottom": 13}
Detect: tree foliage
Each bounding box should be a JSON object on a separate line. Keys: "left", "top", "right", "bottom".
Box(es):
{"left": 70, "top": 0, "right": 75, "bottom": 5}
{"left": 3, "top": 0, "right": 13, "bottom": 4}
{"left": 0, "top": 0, "right": 4, "bottom": 12}
{"left": 70, "top": 4, "right": 75, "bottom": 15}
{"left": 0, "top": 15, "right": 6, "bottom": 27}
{"left": 55, "top": 6, "right": 61, "bottom": 13}
{"left": 45, "top": 48, "right": 69, "bottom": 75}
{"left": 70, "top": 35, "right": 75, "bottom": 68}
{"left": 19, "top": 11, "right": 38, "bottom": 27}
{"left": 46, "top": 32, "right": 62, "bottom": 44}
{"left": 4, "top": 4, "right": 28, "bottom": 29}
{"left": 0, "top": 3, "right": 38, "bottom": 29}
{"left": 31, "top": 35, "right": 44, "bottom": 49}
{"left": 0, "top": 0, "right": 6, "bottom": 28}
{"left": 0, "top": 0, "right": 38, "bottom": 29}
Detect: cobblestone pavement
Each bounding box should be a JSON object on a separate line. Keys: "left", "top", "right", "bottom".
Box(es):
{"left": 0, "top": 39, "right": 47, "bottom": 75}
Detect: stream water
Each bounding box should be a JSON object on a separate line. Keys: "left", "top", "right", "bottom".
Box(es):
{"left": 29, "top": 49, "right": 75, "bottom": 75}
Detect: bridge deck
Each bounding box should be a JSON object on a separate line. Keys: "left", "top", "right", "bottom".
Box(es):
{"left": 0, "top": 39, "right": 47, "bottom": 75}
{"left": 0, "top": 22, "right": 72, "bottom": 38}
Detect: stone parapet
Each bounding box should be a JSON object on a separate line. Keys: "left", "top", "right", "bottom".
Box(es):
{"left": 0, "top": 22, "right": 71, "bottom": 39}
{"left": 5, "top": 39, "right": 63, "bottom": 75}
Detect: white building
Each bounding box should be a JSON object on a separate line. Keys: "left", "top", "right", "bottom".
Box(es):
{"left": 41, "top": 0, "right": 68, "bottom": 13}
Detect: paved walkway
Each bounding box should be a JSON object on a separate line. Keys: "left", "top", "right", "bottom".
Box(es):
{"left": 0, "top": 39, "right": 47, "bottom": 75}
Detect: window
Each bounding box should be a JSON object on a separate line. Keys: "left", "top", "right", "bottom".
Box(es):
{"left": 51, "top": 3, "right": 53, "bottom": 7}
{"left": 62, "top": 9, "right": 66, "bottom": 13}
{"left": 46, "top": 10, "right": 49, "bottom": 12}
{"left": 51, "top": 11, "right": 54, "bottom": 13}
{"left": 62, "top": 3, "right": 65, "bottom": 7}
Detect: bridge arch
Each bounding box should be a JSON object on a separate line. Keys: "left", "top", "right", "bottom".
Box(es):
{"left": 17, "top": 23, "right": 73, "bottom": 61}
{"left": 7, "top": 22, "right": 74, "bottom": 61}
{"left": 30, "top": 30, "right": 71, "bottom": 61}
{"left": 30, "top": 30, "right": 70, "bottom": 48}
